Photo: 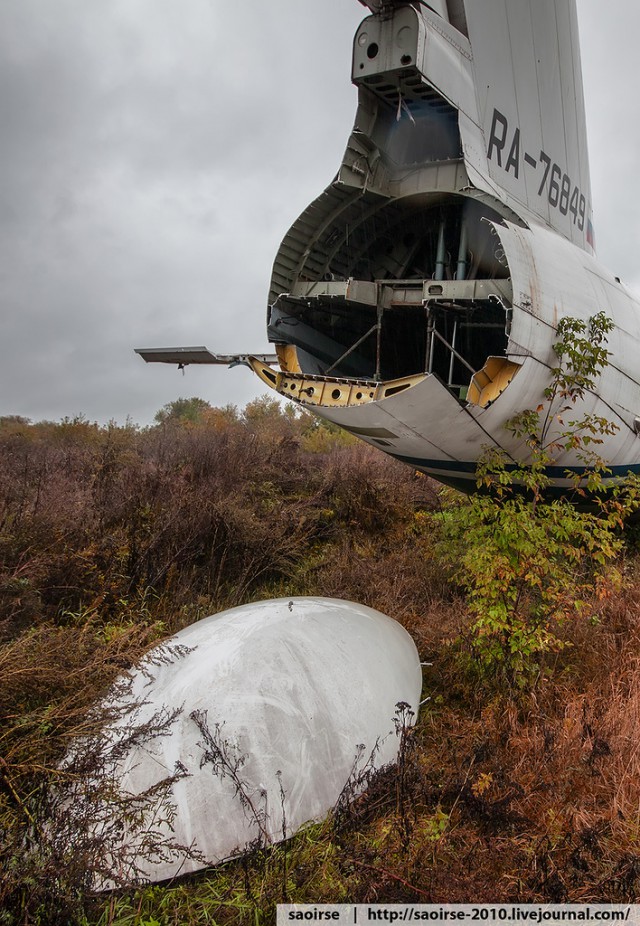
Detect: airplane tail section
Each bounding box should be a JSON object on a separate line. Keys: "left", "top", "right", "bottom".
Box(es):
{"left": 259, "top": 0, "right": 602, "bottom": 479}
{"left": 350, "top": 0, "right": 594, "bottom": 252}
{"left": 137, "top": 0, "right": 640, "bottom": 499}
{"left": 461, "top": 0, "right": 594, "bottom": 252}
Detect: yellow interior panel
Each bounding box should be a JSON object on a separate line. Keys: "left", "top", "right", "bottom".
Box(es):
{"left": 468, "top": 357, "right": 521, "bottom": 407}
{"left": 276, "top": 344, "right": 301, "bottom": 374}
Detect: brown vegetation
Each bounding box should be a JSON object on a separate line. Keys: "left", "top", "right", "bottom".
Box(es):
{"left": 2, "top": 402, "right": 640, "bottom": 924}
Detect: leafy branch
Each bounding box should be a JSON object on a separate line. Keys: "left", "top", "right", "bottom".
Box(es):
{"left": 444, "top": 312, "right": 640, "bottom": 687}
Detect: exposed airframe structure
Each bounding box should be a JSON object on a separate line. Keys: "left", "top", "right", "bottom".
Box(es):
{"left": 136, "top": 0, "right": 640, "bottom": 494}
{"left": 246, "top": 0, "right": 640, "bottom": 493}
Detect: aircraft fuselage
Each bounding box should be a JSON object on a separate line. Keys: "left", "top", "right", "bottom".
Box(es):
{"left": 251, "top": 1, "right": 640, "bottom": 493}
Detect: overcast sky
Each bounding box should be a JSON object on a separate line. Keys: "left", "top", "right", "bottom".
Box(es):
{"left": 0, "top": 0, "right": 636, "bottom": 426}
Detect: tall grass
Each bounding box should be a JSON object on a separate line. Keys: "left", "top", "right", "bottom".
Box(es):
{"left": 2, "top": 405, "right": 640, "bottom": 924}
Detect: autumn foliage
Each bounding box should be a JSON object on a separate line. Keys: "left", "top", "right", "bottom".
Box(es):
{"left": 2, "top": 395, "right": 640, "bottom": 924}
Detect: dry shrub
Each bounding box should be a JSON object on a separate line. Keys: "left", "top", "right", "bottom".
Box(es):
{"left": 321, "top": 443, "right": 439, "bottom": 534}
{"left": 308, "top": 536, "right": 457, "bottom": 633}
{"left": 0, "top": 411, "right": 449, "bottom": 920}
{"left": 0, "top": 617, "right": 168, "bottom": 924}
{"left": 12, "top": 408, "right": 640, "bottom": 912}
{"left": 0, "top": 414, "right": 444, "bottom": 636}
{"left": 380, "top": 565, "right": 640, "bottom": 903}
{"left": 0, "top": 417, "right": 337, "bottom": 633}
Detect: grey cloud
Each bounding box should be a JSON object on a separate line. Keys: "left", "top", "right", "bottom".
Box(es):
{"left": 0, "top": 0, "right": 637, "bottom": 425}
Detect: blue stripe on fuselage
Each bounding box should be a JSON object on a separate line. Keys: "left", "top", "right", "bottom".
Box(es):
{"left": 390, "top": 455, "right": 640, "bottom": 479}
{"left": 389, "top": 454, "right": 640, "bottom": 497}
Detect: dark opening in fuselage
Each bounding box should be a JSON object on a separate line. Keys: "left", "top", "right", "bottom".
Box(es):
{"left": 269, "top": 194, "right": 512, "bottom": 400}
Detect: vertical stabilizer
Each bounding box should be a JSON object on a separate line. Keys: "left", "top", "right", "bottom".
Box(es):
{"left": 460, "top": 0, "right": 594, "bottom": 252}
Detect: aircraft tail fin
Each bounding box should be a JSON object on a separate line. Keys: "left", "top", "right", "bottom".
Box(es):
{"left": 351, "top": 0, "right": 594, "bottom": 252}
{"left": 460, "top": 0, "right": 594, "bottom": 251}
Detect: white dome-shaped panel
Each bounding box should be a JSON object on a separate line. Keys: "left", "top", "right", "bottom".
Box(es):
{"left": 83, "top": 597, "right": 422, "bottom": 884}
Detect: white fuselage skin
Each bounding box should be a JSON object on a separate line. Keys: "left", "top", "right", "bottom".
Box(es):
{"left": 262, "top": 2, "right": 640, "bottom": 492}
{"left": 309, "top": 222, "right": 640, "bottom": 493}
